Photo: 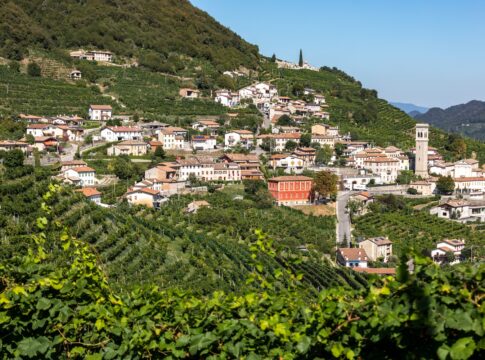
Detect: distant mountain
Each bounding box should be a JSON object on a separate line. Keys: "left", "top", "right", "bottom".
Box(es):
{"left": 415, "top": 100, "right": 485, "bottom": 141}
{"left": 391, "top": 102, "right": 429, "bottom": 114}
{"left": 408, "top": 110, "right": 422, "bottom": 118}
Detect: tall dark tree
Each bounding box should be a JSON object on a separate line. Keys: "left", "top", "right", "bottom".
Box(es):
{"left": 270, "top": 53, "right": 276, "bottom": 62}
{"left": 298, "top": 49, "right": 303, "bottom": 67}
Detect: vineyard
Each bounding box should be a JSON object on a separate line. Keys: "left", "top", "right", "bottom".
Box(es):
{"left": 0, "top": 66, "right": 117, "bottom": 117}
{"left": 93, "top": 66, "right": 227, "bottom": 118}
{"left": 1, "top": 191, "right": 483, "bottom": 358}
{"left": 353, "top": 206, "right": 485, "bottom": 256}
{"left": 0, "top": 169, "right": 366, "bottom": 294}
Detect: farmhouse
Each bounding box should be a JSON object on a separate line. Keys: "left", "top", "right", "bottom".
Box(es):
{"left": 125, "top": 188, "right": 162, "bottom": 208}
{"left": 430, "top": 199, "right": 485, "bottom": 223}
{"left": 430, "top": 239, "right": 465, "bottom": 265}
{"left": 336, "top": 248, "right": 369, "bottom": 268}
{"left": 76, "top": 187, "right": 102, "bottom": 205}
{"left": 224, "top": 130, "right": 254, "bottom": 149}
{"left": 89, "top": 105, "right": 112, "bottom": 121}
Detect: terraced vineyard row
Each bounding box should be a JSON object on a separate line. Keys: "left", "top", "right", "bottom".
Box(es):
{"left": 0, "top": 170, "right": 365, "bottom": 294}
{"left": 353, "top": 209, "right": 484, "bottom": 256}
{"left": 94, "top": 66, "right": 226, "bottom": 117}
{"left": 0, "top": 66, "right": 116, "bottom": 116}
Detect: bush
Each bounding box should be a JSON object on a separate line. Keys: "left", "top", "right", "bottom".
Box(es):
{"left": 27, "top": 62, "right": 41, "bottom": 77}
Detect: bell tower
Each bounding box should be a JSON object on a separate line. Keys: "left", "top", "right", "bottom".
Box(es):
{"left": 415, "top": 123, "right": 429, "bottom": 178}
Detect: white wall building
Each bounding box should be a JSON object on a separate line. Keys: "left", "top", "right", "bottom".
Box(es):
{"left": 224, "top": 130, "right": 254, "bottom": 149}
{"left": 89, "top": 105, "right": 113, "bottom": 121}
{"left": 100, "top": 126, "right": 142, "bottom": 142}
{"left": 191, "top": 136, "right": 216, "bottom": 151}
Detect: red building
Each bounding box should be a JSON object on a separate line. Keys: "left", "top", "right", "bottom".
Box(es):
{"left": 268, "top": 176, "right": 313, "bottom": 206}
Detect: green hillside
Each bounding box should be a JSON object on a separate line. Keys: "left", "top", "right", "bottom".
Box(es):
{"left": 0, "top": 168, "right": 365, "bottom": 293}
{"left": 262, "top": 64, "right": 485, "bottom": 163}
{"left": 0, "top": 0, "right": 259, "bottom": 70}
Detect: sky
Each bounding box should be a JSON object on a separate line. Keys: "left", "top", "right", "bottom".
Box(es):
{"left": 190, "top": 0, "right": 485, "bottom": 108}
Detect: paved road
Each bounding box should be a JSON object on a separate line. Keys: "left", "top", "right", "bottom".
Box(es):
{"left": 336, "top": 190, "right": 353, "bottom": 245}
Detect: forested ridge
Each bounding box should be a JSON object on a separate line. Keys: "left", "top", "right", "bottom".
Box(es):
{"left": 0, "top": 0, "right": 259, "bottom": 70}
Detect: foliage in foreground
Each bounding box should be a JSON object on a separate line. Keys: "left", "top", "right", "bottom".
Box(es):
{"left": 0, "top": 187, "right": 483, "bottom": 359}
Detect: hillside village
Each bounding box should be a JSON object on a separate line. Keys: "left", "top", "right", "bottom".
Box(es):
{"left": 1, "top": 59, "right": 483, "bottom": 272}
{"left": 0, "top": 1, "right": 484, "bottom": 358}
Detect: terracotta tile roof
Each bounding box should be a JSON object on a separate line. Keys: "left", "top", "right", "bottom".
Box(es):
{"left": 115, "top": 140, "right": 146, "bottom": 146}
{"left": 197, "top": 120, "right": 219, "bottom": 126}
{"left": 233, "top": 130, "right": 253, "bottom": 135}
{"left": 442, "top": 239, "right": 465, "bottom": 246}
{"left": 61, "top": 160, "right": 87, "bottom": 166}
{"left": 270, "top": 154, "right": 289, "bottom": 160}
{"left": 453, "top": 177, "right": 485, "bottom": 182}
{"left": 76, "top": 187, "right": 101, "bottom": 197}
{"left": 269, "top": 176, "right": 313, "bottom": 182}
{"left": 127, "top": 187, "right": 160, "bottom": 196}
{"left": 90, "top": 105, "right": 112, "bottom": 110}
{"left": 106, "top": 126, "right": 141, "bottom": 132}
{"left": 258, "top": 133, "right": 301, "bottom": 140}
{"left": 222, "top": 153, "right": 259, "bottom": 162}
{"left": 338, "top": 248, "right": 368, "bottom": 261}
{"left": 149, "top": 141, "right": 164, "bottom": 146}
{"left": 27, "top": 124, "right": 50, "bottom": 129}
{"left": 364, "top": 157, "right": 399, "bottom": 163}
{"left": 73, "top": 166, "right": 95, "bottom": 173}
{"left": 0, "top": 140, "right": 28, "bottom": 146}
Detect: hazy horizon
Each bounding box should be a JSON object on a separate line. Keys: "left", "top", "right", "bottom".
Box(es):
{"left": 191, "top": 0, "right": 485, "bottom": 108}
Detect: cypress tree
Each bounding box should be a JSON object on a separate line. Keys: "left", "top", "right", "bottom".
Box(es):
{"left": 298, "top": 49, "right": 303, "bottom": 67}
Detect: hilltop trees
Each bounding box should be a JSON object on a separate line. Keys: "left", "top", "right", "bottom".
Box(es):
{"left": 436, "top": 176, "right": 455, "bottom": 195}
{"left": 298, "top": 49, "right": 304, "bottom": 67}
{"left": 27, "top": 62, "right": 41, "bottom": 77}
{"left": 313, "top": 170, "right": 338, "bottom": 200}
{"left": 316, "top": 145, "right": 333, "bottom": 165}
{"left": 3, "top": 149, "right": 24, "bottom": 168}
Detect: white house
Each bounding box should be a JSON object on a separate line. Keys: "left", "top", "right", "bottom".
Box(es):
{"left": 337, "top": 248, "right": 369, "bottom": 268}
{"left": 342, "top": 173, "right": 382, "bottom": 190}
{"left": 358, "top": 237, "right": 393, "bottom": 263}
{"left": 215, "top": 89, "right": 240, "bottom": 107}
{"left": 224, "top": 130, "right": 254, "bottom": 149}
{"left": 89, "top": 105, "right": 112, "bottom": 121}
{"left": 100, "top": 126, "right": 142, "bottom": 142}
{"left": 191, "top": 135, "right": 216, "bottom": 151}
{"left": 26, "top": 124, "right": 56, "bottom": 138}
{"left": 192, "top": 120, "right": 220, "bottom": 135}
{"left": 431, "top": 239, "right": 465, "bottom": 265}
{"left": 430, "top": 199, "right": 485, "bottom": 222}
{"left": 158, "top": 127, "right": 187, "bottom": 150}
{"left": 256, "top": 133, "right": 301, "bottom": 152}
{"left": 61, "top": 166, "right": 96, "bottom": 187}
{"left": 363, "top": 157, "right": 401, "bottom": 184}
{"left": 454, "top": 177, "right": 485, "bottom": 193}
